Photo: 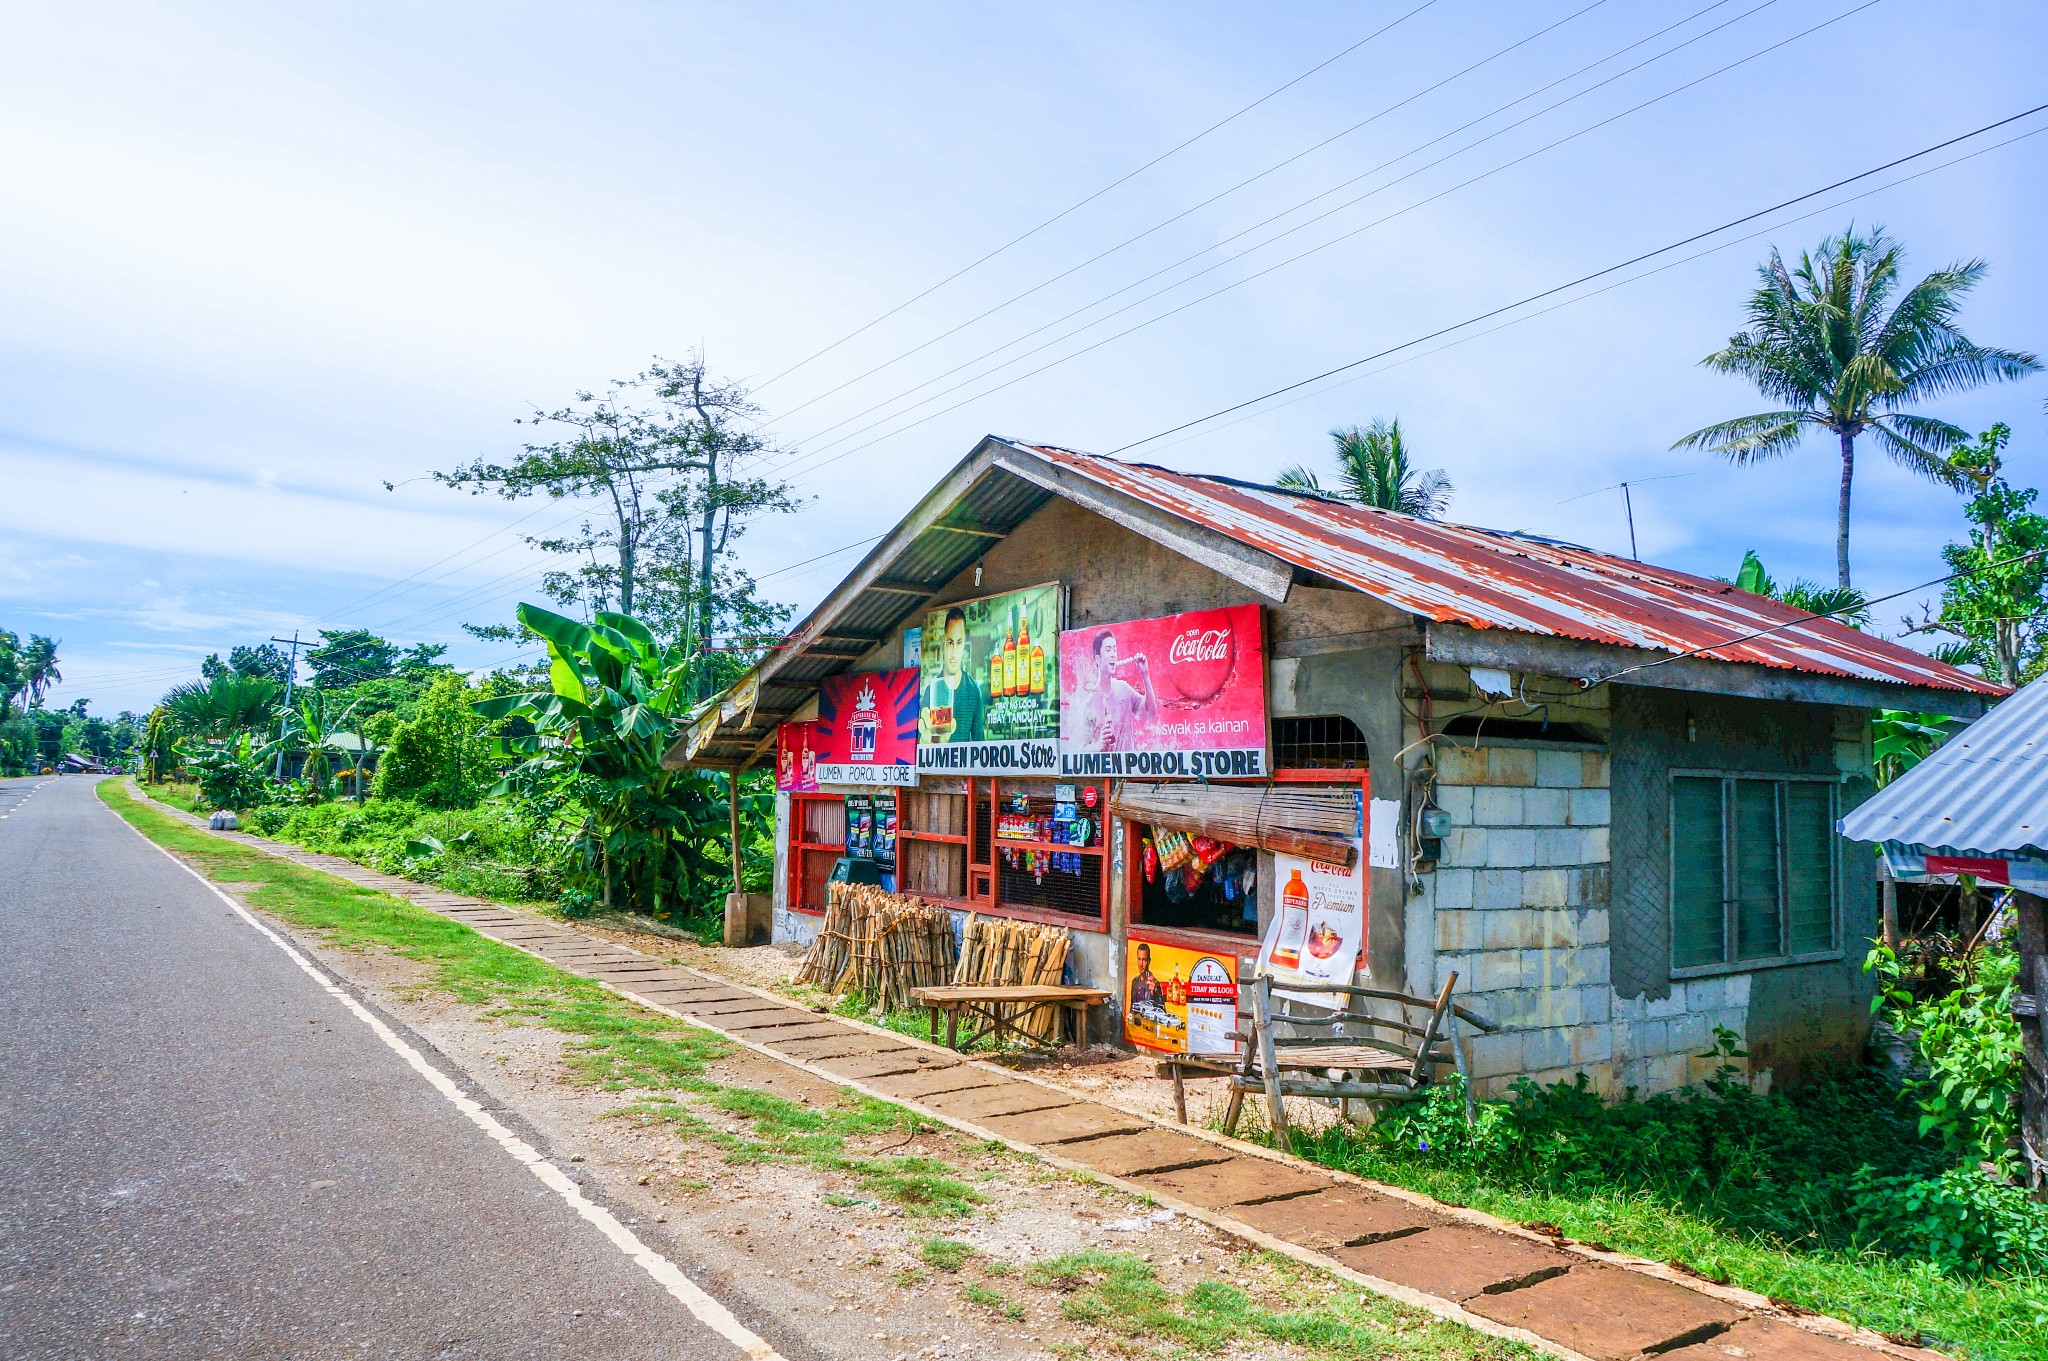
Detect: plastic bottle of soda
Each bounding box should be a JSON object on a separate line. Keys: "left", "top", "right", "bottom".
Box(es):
{"left": 1271, "top": 869, "right": 1310, "bottom": 969}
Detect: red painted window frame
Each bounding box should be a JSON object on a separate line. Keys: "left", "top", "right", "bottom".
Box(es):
{"left": 786, "top": 793, "right": 846, "bottom": 917}
{"left": 966, "top": 776, "right": 1113, "bottom": 932}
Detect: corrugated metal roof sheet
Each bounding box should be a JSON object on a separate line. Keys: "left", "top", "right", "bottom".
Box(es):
{"left": 1840, "top": 676, "right": 2047, "bottom": 855}
{"left": 1019, "top": 442, "right": 2002, "bottom": 698}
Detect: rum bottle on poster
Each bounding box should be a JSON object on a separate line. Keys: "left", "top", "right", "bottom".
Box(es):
{"left": 1028, "top": 613, "right": 1046, "bottom": 694}
{"left": 1016, "top": 613, "right": 1032, "bottom": 696}
{"left": 988, "top": 631, "right": 1003, "bottom": 702}
{"left": 1272, "top": 869, "right": 1309, "bottom": 969}
{"left": 1002, "top": 610, "right": 1018, "bottom": 697}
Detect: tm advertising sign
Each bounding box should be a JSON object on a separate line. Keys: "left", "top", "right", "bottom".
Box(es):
{"left": 815, "top": 668, "right": 920, "bottom": 787}
{"left": 916, "top": 583, "right": 1062, "bottom": 775}
{"left": 1057, "top": 603, "right": 1266, "bottom": 778}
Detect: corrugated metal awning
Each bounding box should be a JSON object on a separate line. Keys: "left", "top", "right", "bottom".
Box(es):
{"left": 1841, "top": 676, "right": 2047, "bottom": 856}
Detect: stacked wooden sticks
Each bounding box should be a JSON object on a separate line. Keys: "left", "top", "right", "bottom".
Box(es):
{"left": 950, "top": 914, "right": 1074, "bottom": 1043}
{"left": 795, "top": 881, "right": 955, "bottom": 1012}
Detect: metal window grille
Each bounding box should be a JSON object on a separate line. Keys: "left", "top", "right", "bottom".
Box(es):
{"left": 1272, "top": 714, "right": 1369, "bottom": 770}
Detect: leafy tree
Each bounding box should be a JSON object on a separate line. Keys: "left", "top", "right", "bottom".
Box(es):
{"left": 228, "top": 643, "right": 294, "bottom": 684}
{"left": 306, "top": 629, "right": 398, "bottom": 689}
{"left": 429, "top": 355, "right": 799, "bottom": 665}
{"left": 0, "top": 630, "right": 21, "bottom": 720}
{"left": 396, "top": 642, "right": 450, "bottom": 679}
{"left": 1276, "top": 419, "right": 1452, "bottom": 519}
{"left": 1729, "top": 550, "right": 1872, "bottom": 627}
{"left": 477, "top": 602, "right": 755, "bottom": 918}
{"left": 1901, "top": 424, "right": 2048, "bottom": 686}
{"left": 373, "top": 672, "right": 493, "bottom": 808}
{"left": 142, "top": 707, "right": 176, "bottom": 783}
{"left": 1674, "top": 226, "right": 2039, "bottom": 588}
{"left": 161, "top": 675, "right": 281, "bottom": 741}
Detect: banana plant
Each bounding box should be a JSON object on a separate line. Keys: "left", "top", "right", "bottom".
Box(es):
{"left": 275, "top": 691, "right": 362, "bottom": 802}
{"left": 474, "top": 602, "right": 753, "bottom": 918}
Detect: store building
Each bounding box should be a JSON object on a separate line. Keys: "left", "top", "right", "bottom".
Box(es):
{"left": 665, "top": 437, "right": 2001, "bottom": 1095}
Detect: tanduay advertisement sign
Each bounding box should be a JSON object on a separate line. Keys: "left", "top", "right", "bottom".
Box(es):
{"left": 814, "top": 668, "right": 920, "bottom": 786}
{"left": 1056, "top": 603, "right": 1267, "bottom": 778}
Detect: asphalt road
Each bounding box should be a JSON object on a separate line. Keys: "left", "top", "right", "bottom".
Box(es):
{"left": 0, "top": 775, "right": 763, "bottom": 1360}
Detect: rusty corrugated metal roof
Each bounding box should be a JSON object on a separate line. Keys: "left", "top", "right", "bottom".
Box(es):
{"left": 1019, "top": 442, "right": 2002, "bottom": 697}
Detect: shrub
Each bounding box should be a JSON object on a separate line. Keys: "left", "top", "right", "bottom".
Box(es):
{"left": 1852, "top": 1165, "right": 2048, "bottom": 1277}
{"left": 1868, "top": 940, "right": 2022, "bottom": 1167}
{"left": 185, "top": 745, "right": 272, "bottom": 811}
{"left": 372, "top": 673, "right": 493, "bottom": 808}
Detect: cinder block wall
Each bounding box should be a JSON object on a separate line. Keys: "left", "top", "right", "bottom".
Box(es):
{"left": 1412, "top": 663, "right": 1744, "bottom": 1097}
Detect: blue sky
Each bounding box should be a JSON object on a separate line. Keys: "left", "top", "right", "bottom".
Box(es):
{"left": 6, "top": 0, "right": 2045, "bottom": 714}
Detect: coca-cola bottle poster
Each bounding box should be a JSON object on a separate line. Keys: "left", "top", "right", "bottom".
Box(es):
{"left": 1056, "top": 603, "right": 1267, "bottom": 779}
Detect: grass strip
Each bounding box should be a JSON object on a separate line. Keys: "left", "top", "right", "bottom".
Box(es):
{"left": 1030, "top": 1250, "right": 1528, "bottom": 1361}
{"left": 104, "top": 778, "right": 730, "bottom": 1090}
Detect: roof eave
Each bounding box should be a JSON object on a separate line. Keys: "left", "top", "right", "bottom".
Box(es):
{"left": 1426, "top": 621, "right": 1996, "bottom": 718}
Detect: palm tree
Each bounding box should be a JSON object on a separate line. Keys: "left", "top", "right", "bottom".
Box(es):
{"left": 21, "top": 635, "right": 60, "bottom": 707}
{"left": 1276, "top": 418, "right": 1453, "bottom": 519}
{"left": 161, "top": 675, "right": 281, "bottom": 741}
{"left": 1674, "top": 226, "right": 2038, "bottom": 588}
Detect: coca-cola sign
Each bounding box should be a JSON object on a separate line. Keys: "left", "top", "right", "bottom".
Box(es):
{"left": 1056, "top": 604, "right": 1266, "bottom": 779}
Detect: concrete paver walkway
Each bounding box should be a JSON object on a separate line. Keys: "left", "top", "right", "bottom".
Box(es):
{"left": 163, "top": 797, "right": 1935, "bottom": 1361}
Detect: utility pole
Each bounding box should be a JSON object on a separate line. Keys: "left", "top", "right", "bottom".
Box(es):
{"left": 1620, "top": 482, "right": 1639, "bottom": 560}
{"left": 270, "top": 633, "right": 304, "bottom": 781}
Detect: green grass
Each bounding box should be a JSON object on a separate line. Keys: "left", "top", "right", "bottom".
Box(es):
{"left": 961, "top": 1281, "right": 1024, "bottom": 1320}
{"left": 921, "top": 1238, "right": 974, "bottom": 1271}
{"left": 1027, "top": 1250, "right": 1527, "bottom": 1360}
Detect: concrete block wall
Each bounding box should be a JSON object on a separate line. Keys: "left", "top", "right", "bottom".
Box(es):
{"left": 1412, "top": 663, "right": 1746, "bottom": 1097}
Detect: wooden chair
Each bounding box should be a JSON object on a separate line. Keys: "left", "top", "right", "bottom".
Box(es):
{"left": 1218, "top": 971, "right": 1489, "bottom": 1153}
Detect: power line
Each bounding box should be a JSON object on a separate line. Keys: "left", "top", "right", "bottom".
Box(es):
{"left": 751, "top": 0, "right": 1446, "bottom": 392}
{"left": 1103, "top": 99, "right": 2048, "bottom": 457}
{"left": 772, "top": 0, "right": 1844, "bottom": 482}
{"left": 760, "top": 0, "right": 1632, "bottom": 431}
{"left": 1137, "top": 119, "right": 2048, "bottom": 463}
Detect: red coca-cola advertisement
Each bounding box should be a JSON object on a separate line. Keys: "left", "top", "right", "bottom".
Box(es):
{"left": 1056, "top": 604, "right": 1266, "bottom": 778}
{"left": 814, "top": 668, "right": 920, "bottom": 787}
{"left": 775, "top": 721, "right": 822, "bottom": 793}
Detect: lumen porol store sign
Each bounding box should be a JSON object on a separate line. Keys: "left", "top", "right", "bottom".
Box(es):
{"left": 916, "top": 584, "right": 1062, "bottom": 774}
{"left": 815, "top": 669, "right": 919, "bottom": 787}
{"left": 1056, "top": 603, "right": 1267, "bottom": 778}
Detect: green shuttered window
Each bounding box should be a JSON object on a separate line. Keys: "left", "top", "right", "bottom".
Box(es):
{"left": 1669, "top": 774, "right": 1838, "bottom": 971}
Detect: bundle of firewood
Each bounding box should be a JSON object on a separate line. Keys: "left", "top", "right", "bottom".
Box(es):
{"left": 795, "top": 880, "right": 955, "bottom": 1012}
{"left": 950, "top": 914, "right": 1073, "bottom": 1042}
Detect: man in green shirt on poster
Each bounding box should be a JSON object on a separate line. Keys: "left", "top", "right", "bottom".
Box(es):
{"left": 919, "top": 606, "right": 985, "bottom": 743}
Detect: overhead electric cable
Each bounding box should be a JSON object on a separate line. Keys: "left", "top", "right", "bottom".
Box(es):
{"left": 772, "top": 0, "right": 1780, "bottom": 460}
{"left": 776, "top": 1, "right": 1870, "bottom": 483}
{"left": 752, "top": 0, "right": 1445, "bottom": 391}
{"left": 761, "top": 0, "right": 1632, "bottom": 429}
{"left": 1140, "top": 119, "right": 2048, "bottom": 458}
{"left": 1104, "top": 98, "right": 2048, "bottom": 455}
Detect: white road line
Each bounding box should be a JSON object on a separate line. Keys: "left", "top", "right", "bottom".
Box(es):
{"left": 107, "top": 796, "right": 789, "bottom": 1361}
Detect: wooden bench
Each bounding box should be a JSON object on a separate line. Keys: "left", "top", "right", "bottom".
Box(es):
{"left": 909, "top": 984, "right": 1111, "bottom": 1051}
{"left": 1161, "top": 972, "right": 1490, "bottom": 1151}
